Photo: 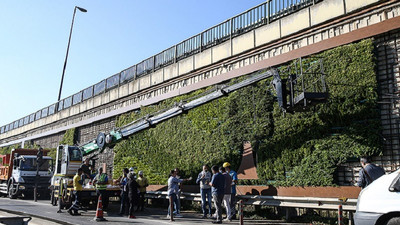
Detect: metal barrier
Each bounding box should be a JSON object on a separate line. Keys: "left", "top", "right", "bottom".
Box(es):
{"left": 145, "top": 191, "right": 357, "bottom": 211}
{"left": 0, "top": 0, "right": 324, "bottom": 135}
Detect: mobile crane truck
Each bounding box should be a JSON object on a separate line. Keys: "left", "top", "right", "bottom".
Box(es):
{"left": 0, "top": 148, "right": 53, "bottom": 199}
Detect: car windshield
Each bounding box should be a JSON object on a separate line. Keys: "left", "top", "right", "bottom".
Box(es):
{"left": 20, "top": 158, "right": 51, "bottom": 171}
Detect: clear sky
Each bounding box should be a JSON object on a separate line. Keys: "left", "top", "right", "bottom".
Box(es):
{"left": 0, "top": 0, "right": 266, "bottom": 127}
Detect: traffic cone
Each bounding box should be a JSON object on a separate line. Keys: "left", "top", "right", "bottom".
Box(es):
{"left": 94, "top": 195, "right": 107, "bottom": 221}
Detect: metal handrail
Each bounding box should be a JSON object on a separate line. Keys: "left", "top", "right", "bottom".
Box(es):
{"left": 0, "top": 0, "right": 323, "bottom": 135}
{"left": 145, "top": 190, "right": 357, "bottom": 211}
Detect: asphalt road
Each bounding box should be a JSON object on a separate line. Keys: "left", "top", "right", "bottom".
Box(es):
{"left": 0, "top": 196, "right": 308, "bottom": 225}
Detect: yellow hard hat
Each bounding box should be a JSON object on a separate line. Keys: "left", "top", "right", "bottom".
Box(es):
{"left": 223, "top": 162, "right": 230, "bottom": 168}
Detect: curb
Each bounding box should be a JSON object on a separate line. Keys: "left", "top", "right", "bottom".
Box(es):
{"left": 0, "top": 208, "right": 74, "bottom": 225}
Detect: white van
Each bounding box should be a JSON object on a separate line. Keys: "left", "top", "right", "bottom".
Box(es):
{"left": 354, "top": 169, "right": 400, "bottom": 225}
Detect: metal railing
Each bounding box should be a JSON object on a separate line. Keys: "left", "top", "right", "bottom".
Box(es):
{"left": 145, "top": 191, "right": 357, "bottom": 211}
{"left": 0, "top": 0, "right": 323, "bottom": 135}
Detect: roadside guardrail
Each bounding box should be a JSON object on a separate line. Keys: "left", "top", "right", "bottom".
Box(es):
{"left": 145, "top": 191, "right": 357, "bottom": 211}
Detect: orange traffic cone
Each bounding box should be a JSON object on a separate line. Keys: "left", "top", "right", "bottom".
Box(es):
{"left": 94, "top": 195, "right": 107, "bottom": 222}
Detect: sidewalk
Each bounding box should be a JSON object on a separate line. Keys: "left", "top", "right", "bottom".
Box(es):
{"left": 0, "top": 210, "right": 61, "bottom": 225}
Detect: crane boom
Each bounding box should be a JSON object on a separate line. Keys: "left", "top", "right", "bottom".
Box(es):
{"left": 80, "top": 68, "right": 279, "bottom": 155}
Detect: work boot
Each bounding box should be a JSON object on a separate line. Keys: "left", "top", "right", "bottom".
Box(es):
{"left": 67, "top": 209, "right": 73, "bottom": 216}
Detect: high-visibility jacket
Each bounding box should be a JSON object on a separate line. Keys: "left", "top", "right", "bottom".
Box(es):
{"left": 95, "top": 173, "right": 108, "bottom": 190}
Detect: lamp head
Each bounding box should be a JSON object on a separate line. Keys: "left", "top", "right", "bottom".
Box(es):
{"left": 76, "top": 6, "right": 87, "bottom": 13}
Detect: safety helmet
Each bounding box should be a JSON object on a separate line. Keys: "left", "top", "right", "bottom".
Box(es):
{"left": 129, "top": 167, "right": 134, "bottom": 172}
{"left": 223, "top": 162, "right": 230, "bottom": 168}
{"left": 138, "top": 171, "right": 143, "bottom": 175}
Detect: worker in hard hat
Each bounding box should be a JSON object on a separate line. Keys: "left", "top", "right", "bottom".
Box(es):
{"left": 223, "top": 162, "right": 238, "bottom": 220}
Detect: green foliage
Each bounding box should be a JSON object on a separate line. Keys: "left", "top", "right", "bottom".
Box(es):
{"left": 113, "top": 39, "right": 381, "bottom": 186}
{"left": 0, "top": 142, "right": 56, "bottom": 163}
{"left": 113, "top": 79, "right": 274, "bottom": 183}
{"left": 257, "top": 39, "right": 381, "bottom": 186}
{"left": 60, "top": 128, "right": 76, "bottom": 145}
{"left": 0, "top": 144, "right": 20, "bottom": 155}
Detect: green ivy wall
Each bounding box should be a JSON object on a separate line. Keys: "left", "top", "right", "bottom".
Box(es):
{"left": 113, "top": 39, "right": 381, "bottom": 186}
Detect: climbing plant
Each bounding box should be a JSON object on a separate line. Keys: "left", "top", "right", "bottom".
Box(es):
{"left": 113, "top": 39, "right": 380, "bottom": 186}
{"left": 60, "top": 128, "right": 76, "bottom": 145}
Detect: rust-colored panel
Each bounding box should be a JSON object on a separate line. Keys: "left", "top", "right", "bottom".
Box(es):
{"left": 237, "top": 141, "right": 259, "bottom": 180}
{"left": 236, "top": 186, "right": 361, "bottom": 199}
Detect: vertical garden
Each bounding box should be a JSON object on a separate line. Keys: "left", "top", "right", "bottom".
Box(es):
{"left": 113, "top": 39, "right": 381, "bottom": 186}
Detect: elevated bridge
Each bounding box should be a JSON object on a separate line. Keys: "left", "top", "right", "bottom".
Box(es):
{"left": 1, "top": 0, "right": 400, "bottom": 183}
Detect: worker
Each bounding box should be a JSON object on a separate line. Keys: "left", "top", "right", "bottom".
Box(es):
{"left": 223, "top": 162, "right": 238, "bottom": 219}
{"left": 127, "top": 172, "right": 139, "bottom": 219}
{"left": 357, "top": 156, "right": 385, "bottom": 189}
{"left": 167, "top": 169, "right": 191, "bottom": 219}
{"left": 210, "top": 165, "right": 225, "bottom": 224}
{"left": 196, "top": 165, "right": 212, "bottom": 219}
{"left": 80, "top": 158, "right": 91, "bottom": 180}
{"left": 173, "top": 168, "right": 182, "bottom": 217}
{"left": 119, "top": 168, "right": 129, "bottom": 215}
{"left": 93, "top": 167, "right": 109, "bottom": 210}
{"left": 67, "top": 168, "right": 84, "bottom": 216}
{"left": 137, "top": 171, "right": 149, "bottom": 211}
{"left": 221, "top": 166, "right": 232, "bottom": 221}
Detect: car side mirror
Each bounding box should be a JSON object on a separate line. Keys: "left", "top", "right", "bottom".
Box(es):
{"left": 13, "top": 159, "right": 19, "bottom": 168}
{"left": 389, "top": 173, "right": 400, "bottom": 192}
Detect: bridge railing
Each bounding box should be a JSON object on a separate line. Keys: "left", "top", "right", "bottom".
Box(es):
{"left": 0, "top": 0, "right": 324, "bottom": 135}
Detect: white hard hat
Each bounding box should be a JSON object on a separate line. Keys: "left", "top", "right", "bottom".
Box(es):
{"left": 129, "top": 167, "right": 134, "bottom": 172}
{"left": 138, "top": 171, "right": 143, "bottom": 175}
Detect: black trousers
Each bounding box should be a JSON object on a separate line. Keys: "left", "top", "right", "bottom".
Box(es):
{"left": 96, "top": 189, "right": 109, "bottom": 210}
{"left": 129, "top": 196, "right": 137, "bottom": 216}
{"left": 138, "top": 192, "right": 146, "bottom": 210}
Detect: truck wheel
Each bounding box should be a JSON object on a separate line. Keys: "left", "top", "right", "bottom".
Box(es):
{"left": 8, "top": 180, "right": 18, "bottom": 199}
{"left": 385, "top": 217, "right": 400, "bottom": 225}
{"left": 61, "top": 188, "right": 70, "bottom": 209}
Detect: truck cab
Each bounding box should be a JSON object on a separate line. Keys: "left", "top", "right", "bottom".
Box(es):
{"left": 0, "top": 149, "right": 53, "bottom": 199}
{"left": 10, "top": 155, "right": 53, "bottom": 198}
{"left": 51, "top": 145, "right": 83, "bottom": 194}
{"left": 354, "top": 169, "right": 400, "bottom": 225}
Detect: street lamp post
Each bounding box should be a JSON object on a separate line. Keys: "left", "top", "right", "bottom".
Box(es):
{"left": 57, "top": 6, "right": 87, "bottom": 102}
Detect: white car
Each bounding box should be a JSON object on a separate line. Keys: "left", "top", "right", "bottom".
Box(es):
{"left": 354, "top": 169, "right": 400, "bottom": 225}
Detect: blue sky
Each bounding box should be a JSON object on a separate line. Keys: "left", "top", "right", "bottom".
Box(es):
{"left": 0, "top": 0, "right": 266, "bottom": 127}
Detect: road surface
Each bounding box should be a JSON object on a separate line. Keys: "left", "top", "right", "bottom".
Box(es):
{"left": 0, "top": 196, "right": 307, "bottom": 224}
